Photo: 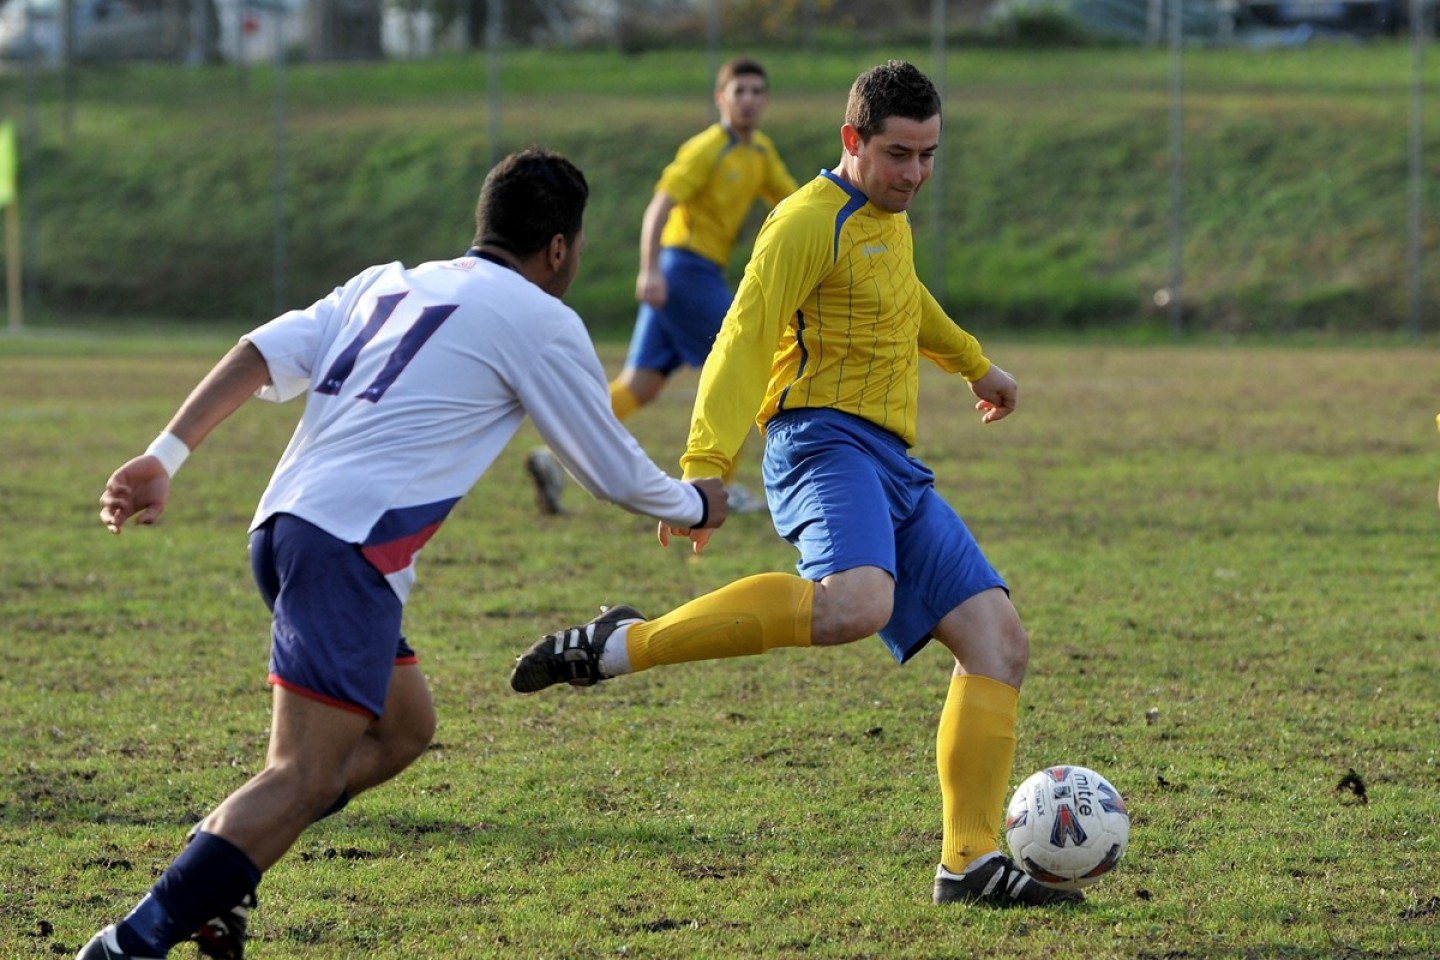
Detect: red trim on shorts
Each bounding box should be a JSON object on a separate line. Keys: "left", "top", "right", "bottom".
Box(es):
{"left": 268, "top": 674, "right": 377, "bottom": 719}
{"left": 395, "top": 655, "right": 418, "bottom": 666}
{"left": 361, "top": 521, "right": 443, "bottom": 576}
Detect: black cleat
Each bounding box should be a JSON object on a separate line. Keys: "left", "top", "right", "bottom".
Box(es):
{"left": 75, "top": 927, "right": 162, "bottom": 960}
{"left": 525, "top": 448, "right": 566, "bottom": 516}
{"left": 933, "top": 857, "right": 1085, "bottom": 907}
{"left": 509, "top": 605, "right": 644, "bottom": 693}
{"left": 191, "top": 891, "right": 256, "bottom": 959}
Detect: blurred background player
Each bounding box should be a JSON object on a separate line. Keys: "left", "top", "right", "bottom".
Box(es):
{"left": 526, "top": 55, "right": 798, "bottom": 516}
{"left": 510, "top": 62, "right": 1079, "bottom": 909}
{"left": 81, "top": 148, "right": 726, "bottom": 960}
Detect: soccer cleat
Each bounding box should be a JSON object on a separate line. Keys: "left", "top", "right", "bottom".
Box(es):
{"left": 525, "top": 447, "right": 567, "bottom": 515}
{"left": 932, "top": 857, "right": 1085, "bottom": 907}
{"left": 190, "top": 891, "right": 256, "bottom": 960}
{"left": 75, "top": 926, "right": 162, "bottom": 960}
{"left": 509, "top": 605, "right": 645, "bottom": 693}
{"left": 723, "top": 481, "right": 768, "bottom": 514}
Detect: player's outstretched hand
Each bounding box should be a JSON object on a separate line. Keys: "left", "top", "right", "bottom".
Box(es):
{"left": 657, "top": 478, "right": 728, "bottom": 554}
{"left": 970, "top": 364, "right": 1018, "bottom": 424}
{"left": 658, "top": 523, "right": 714, "bottom": 554}
{"left": 98, "top": 455, "right": 172, "bottom": 534}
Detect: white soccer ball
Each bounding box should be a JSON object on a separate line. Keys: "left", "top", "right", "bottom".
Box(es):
{"left": 1004, "top": 764, "right": 1130, "bottom": 890}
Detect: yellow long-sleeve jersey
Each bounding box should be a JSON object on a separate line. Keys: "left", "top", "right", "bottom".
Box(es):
{"left": 656, "top": 124, "right": 798, "bottom": 268}
{"left": 681, "top": 170, "right": 992, "bottom": 481}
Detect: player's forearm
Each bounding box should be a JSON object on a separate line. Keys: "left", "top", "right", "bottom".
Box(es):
{"left": 162, "top": 340, "right": 272, "bottom": 451}
{"left": 639, "top": 193, "right": 676, "bottom": 271}
{"left": 917, "top": 290, "right": 991, "bottom": 381}
{"left": 547, "top": 418, "right": 707, "bottom": 528}
{"left": 680, "top": 349, "right": 767, "bottom": 481}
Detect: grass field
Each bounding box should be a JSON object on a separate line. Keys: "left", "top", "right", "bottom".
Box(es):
{"left": 1, "top": 330, "right": 1437, "bottom": 958}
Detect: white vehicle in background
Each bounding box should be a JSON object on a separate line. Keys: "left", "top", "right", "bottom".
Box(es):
{"left": 0, "top": 0, "right": 436, "bottom": 65}
{"left": 0, "top": 0, "right": 62, "bottom": 61}
{"left": 0, "top": 0, "right": 222, "bottom": 63}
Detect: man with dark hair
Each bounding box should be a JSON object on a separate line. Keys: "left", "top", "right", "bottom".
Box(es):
{"left": 81, "top": 147, "right": 728, "bottom": 960}
{"left": 526, "top": 56, "right": 797, "bottom": 516}
{"left": 511, "top": 63, "right": 1077, "bottom": 909}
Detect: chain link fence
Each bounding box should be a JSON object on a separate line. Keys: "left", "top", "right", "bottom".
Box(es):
{"left": 0, "top": 0, "right": 1434, "bottom": 334}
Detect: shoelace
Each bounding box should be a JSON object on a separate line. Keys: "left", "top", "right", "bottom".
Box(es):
{"left": 551, "top": 627, "right": 600, "bottom": 680}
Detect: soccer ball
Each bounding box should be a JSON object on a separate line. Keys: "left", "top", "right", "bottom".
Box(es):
{"left": 1004, "top": 765, "right": 1130, "bottom": 890}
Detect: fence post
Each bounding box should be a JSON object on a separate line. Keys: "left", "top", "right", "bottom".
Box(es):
{"left": 1408, "top": 0, "right": 1425, "bottom": 339}
{"left": 1168, "top": 0, "right": 1184, "bottom": 337}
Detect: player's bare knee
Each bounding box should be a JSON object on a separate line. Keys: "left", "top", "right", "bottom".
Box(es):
{"left": 395, "top": 713, "right": 436, "bottom": 765}
{"left": 975, "top": 621, "right": 1029, "bottom": 688}
{"left": 366, "top": 715, "right": 434, "bottom": 780}
{"left": 1000, "top": 622, "right": 1030, "bottom": 679}
{"left": 815, "top": 596, "right": 892, "bottom": 645}
{"left": 851, "top": 602, "right": 893, "bottom": 642}
{"left": 621, "top": 368, "right": 667, "bottom": 406}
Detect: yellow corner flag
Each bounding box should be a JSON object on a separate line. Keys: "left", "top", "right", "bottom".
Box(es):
{"left": 0, "top": 121, "right": 15, "bottom": 210}
{"left": 2, "top": 119, "right": 19, "bottom": 331}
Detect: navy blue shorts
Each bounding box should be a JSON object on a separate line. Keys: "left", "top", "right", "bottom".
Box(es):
{"left": 625, "top": 248, "right": 733, "bottom": 376}
{"left": 249, "top": 514, "right": 416, "bottom": 718}
{"left": 763, "top": 408, "right": 1007, "bottom": 664}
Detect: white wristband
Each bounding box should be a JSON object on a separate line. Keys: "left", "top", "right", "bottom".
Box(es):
{"left": 145, "top": 431, "right": 191, "bottom": 478}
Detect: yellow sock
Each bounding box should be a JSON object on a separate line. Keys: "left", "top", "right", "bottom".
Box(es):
{"left": 610, "top": 380, "right": 640, "bottom": 420}
{"left": 626, "top": 573, "right": 813, "bottom": 672}
{"left": 937, "top": 674, "right": 1019, "bottom": 875}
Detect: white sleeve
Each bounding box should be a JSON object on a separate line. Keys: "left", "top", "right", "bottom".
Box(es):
{"left": 243, "top": 264, "right": 388, "bottom": 403}
{"left": 244, "top": 296, "right": 341, "bottom": 403}
{"left": 517, "top": 320, "right": 705, "bottom": 529}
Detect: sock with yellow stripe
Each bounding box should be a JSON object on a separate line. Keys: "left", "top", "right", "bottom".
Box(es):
{"left": 937, "top": 674, "right": 1019, "bottom": 875}
{"left": 623, "top": 573, "right": 814, "bottom": 672}
{"left": 609, "top": 380, "right": 641, "bottom": 420}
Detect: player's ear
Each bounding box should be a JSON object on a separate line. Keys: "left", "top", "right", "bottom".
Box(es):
{"left": 545, "top": 233, "right": 568, "bottom": 271}
{"left": 841, "top": 123, "right": 863, "bottom": 156}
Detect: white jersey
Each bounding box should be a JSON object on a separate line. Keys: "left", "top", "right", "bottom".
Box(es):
{"left": 245, "top": 252, "right": 704, "bottom": 601}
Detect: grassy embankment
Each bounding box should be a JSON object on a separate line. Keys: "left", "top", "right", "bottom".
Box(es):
{"left": 2, "top": 43, "right": 1436, "bottom": 336}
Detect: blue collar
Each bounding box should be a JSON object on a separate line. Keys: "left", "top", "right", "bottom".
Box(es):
{"left": 466, "top": 248, "right": 519, "bottom": 273}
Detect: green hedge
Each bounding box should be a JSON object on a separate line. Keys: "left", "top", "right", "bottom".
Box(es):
{"left": 7, "top": 45, "right": 1435, "bottom": 336}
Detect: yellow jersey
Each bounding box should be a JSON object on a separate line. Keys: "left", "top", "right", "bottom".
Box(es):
{"left": 656, "top": 124, "right": 797, "bottom": 268}
{"left": 682, "top": 170, "right": 992, "bottom": 481}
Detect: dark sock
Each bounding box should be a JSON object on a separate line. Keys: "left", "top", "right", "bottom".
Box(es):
{"left": 114, "top": 896, "right": 172, "bottom": 956}
{"left": 116, "top": 831, "right": 262, "bottom": 955}
{"left": 164, "top": 789, "right": 341, "bottom": 937}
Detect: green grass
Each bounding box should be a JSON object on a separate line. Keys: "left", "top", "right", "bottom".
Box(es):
{"left": 2, "top": 332, "right": 1438, "bottom": 958}
{"left": 4, "top": 43, "right": 1438, "bottom": 332}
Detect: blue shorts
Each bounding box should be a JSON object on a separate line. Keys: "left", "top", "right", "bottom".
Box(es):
{"left": 625, "top": 248, "right": 733, "bottom": 375}
{"left": 762, "top": 408, "right": 1007, "bottom": 664}
{"left": 249, "top": 513, "right": 417, "bottom": 719}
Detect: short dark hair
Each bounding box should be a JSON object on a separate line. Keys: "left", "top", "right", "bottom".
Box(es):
{"left": 716, "top": 56, "right": 767, "bottom": 92}
{"left": 472, "top": 148, "right": 589, "bottom": 257}
{"left": 845, "top": 60, "right": 941, "bottom": 143}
